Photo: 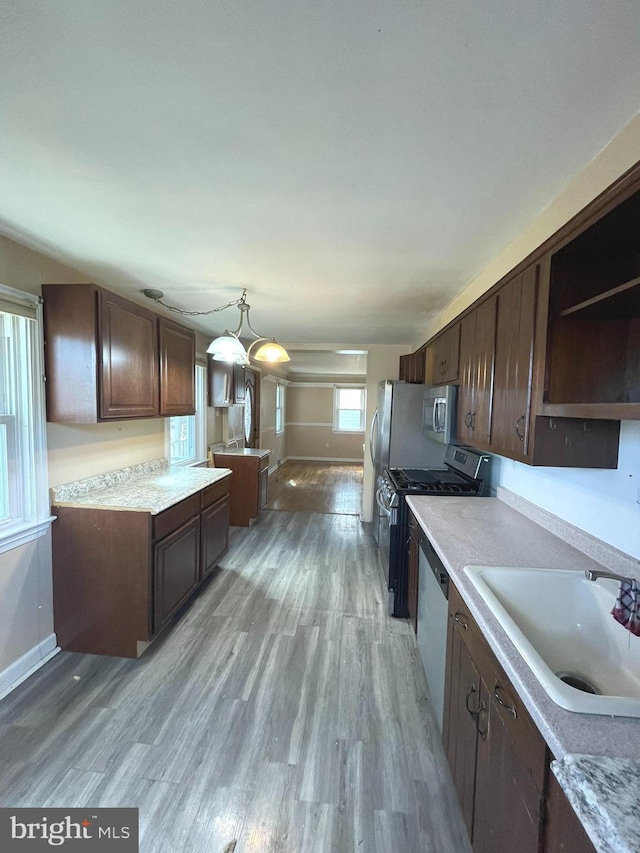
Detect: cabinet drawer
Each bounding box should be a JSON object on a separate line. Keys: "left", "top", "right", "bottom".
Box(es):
{"left": 153, "top": 493, "right": 200, "bottom": 541}
{"left": 201, "top": 476, "right": 231, "bottom": 510}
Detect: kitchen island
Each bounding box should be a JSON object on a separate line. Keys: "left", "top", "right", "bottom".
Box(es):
{"left": 50, "top": 459, "right": 232, "bottom": 658}
{"left": 407, "top": 488, "right": 640, "bottom": 853}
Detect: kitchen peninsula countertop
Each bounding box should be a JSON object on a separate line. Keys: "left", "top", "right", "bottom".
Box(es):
{"left": 406, "top": 488, "right": 640, "bottom": 853}
{"left": 212, "top": 447, "right": 270, "bottom": 458}
{"left": 50, "top": 458, "right": 232, "bottom": 514}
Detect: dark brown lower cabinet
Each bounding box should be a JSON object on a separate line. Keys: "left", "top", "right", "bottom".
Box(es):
{"left": 213, "top": 450, "right": 270, "bottom": 526}
{"left": 201, "top": 494, "right": 230, "bottom": 579}
{"left": 52, "top": 474, "right": 231, "bottom": 658}
{"left": 443, "top": 583, "right": 581, "bottom": 853}
{"left": 544, "top": 771, "right": 596, "bottom": 853}
{"left": 444, "top": 616, "right": 481, "bottom": 836}
{"left": 473, "top": 674, "right": 544, "bottom": 853}
{"left": 154, "top": 515, "right": 200, "bottom": 631}
{"left": 406, "top": 512, "right": 420, "bottom": 634}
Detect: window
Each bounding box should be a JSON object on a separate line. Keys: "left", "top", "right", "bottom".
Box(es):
{"left": 275, "top": 382, "right": 284, "bottom": 434}
{"left": 333, "top": 385, "right": 366, "bottom": 432}
{"left": 167, "top": 363, "right": 207, "bottom": 466}
{"left": 0, "top": 285, "right": 50, "bottom": 553}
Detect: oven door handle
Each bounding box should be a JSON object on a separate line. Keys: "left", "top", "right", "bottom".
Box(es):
{"left": 376, "top": 486, "right": 392, "bottom": 517}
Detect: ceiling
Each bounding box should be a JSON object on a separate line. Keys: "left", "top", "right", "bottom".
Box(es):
{"left": 1, "top": 2, "right": 639, "bottom": 360}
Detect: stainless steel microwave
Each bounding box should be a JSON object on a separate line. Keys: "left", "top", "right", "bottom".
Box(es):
{"left": 422, "top": 384, "right": 458, "bottom": 445}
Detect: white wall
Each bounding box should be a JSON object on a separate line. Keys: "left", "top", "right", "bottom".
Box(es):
{"left": 489, "top": 422, "right": 640, "bottom": 560}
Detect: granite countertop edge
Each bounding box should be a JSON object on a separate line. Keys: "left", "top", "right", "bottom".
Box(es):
{"left": 51, "top": 465, "right": 233, "bottom": 515}
{"left": 552, "top": 755, "right": 640, "bottom": 853}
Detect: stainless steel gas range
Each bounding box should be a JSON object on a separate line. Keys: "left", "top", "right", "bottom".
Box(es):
{"left": 376, "top": 445, "right": 490, "bottom": 617}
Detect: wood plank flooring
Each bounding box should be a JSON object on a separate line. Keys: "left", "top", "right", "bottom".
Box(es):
{"left": 0, "top": 511, "right": 471, "bottom": 853}
{"left": 266, "top": 462, "right": 363, "bottom": 515}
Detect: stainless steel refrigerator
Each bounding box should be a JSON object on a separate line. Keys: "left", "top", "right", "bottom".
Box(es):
{"left": 370, "top": 380, "right": 446, "bottom": 542}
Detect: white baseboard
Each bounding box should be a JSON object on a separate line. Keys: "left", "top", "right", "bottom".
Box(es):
{"left": 0, "top": 634, "right": 60, "bottom": 702}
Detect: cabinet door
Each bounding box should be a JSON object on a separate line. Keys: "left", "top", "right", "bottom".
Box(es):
{"left": 544, "top": 772, "right": 596, "bottom": 853}
{"left": 456, "top": 299, "right": 496, "bottom": 446}
{"left": 406, "top": 514, "right": 420, "bottom": 634}
{"left": 473, "top": 676, "right": 543, "bottom": 853}
{"left": 208, "top": 356, "right": 234, "bottom": 406}
{"left": 233, "top": 364, "right": 246, "bottom": 403}
{"left": 201, "top": 495, "right": 229, "bottom": 579}
{"left": 99, "top": 291, "right": 159, "bottom": 419}
{"left": 434, "top": 324, "right": 460, "bottom": 383}
{"left": 445, "top": 614, "right": 481, "bottom": 837}
{"left": 154, "top": 515, "right": 200, "bottom": 631}
{"left": 472, "top": 296, "right": 497, "bottom": 446}
{"left": 457, "top": 313, "right": 476, "bottom": 443}
{"left": 159, "top": 318, "right": 195, "bottom": 416}
{"left": 492, "top": 266, "right": 537, "bottom": 460}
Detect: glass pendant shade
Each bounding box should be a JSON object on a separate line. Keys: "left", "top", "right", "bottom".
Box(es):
{"left": 206, "top": 332, "right": 248, "bottom": 363}
{"left": 252, "top": 340, "right": 290, "bottom": 363}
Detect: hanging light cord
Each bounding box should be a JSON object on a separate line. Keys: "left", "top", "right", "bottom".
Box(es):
{"left": 142, "top": 287, "right": 249, "bottom": 319}
{"left": 142, "top": 286, "right": 289, "bottom": 362}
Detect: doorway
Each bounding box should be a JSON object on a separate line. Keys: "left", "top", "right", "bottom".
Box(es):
{"left": 244, "top": 367, "right": 260, "bottom": 448}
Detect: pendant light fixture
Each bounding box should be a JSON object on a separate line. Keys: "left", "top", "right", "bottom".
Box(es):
{"left": 142, "top": 288, "right": 290, "bottom": 365}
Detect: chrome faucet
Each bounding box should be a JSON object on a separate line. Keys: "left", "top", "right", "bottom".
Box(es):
{"left": 584, "top": 568, "right": 635, "bottom": 584}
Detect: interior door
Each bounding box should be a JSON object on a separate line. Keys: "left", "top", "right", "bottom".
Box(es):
{"left": 244, "top": 368, "right": 260, "bottom": 448}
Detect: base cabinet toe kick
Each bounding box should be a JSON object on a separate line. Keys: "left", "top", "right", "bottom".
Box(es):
{"left": 51, "top": 475, "right": 231, "bottom": 658}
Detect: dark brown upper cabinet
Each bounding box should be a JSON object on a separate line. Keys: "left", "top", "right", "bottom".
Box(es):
{"left": 456, "top": 298, "right": 496, "bottom": 447}
{"left": 43, "top": 283, "right": 195, "bottom": 422}
{"left": 399, "top": 349, "right": 426, "bottom": 383}
{"left": 158, "top": 318, "right": 195, "bottom": 417}
{"left": 429, "top": 323, "right": 460, "bottom": 385}
{"left": 208, "top": 357, "right": 245, "bottom": 406}
{"left": 491, "top": 265, "right": 538, "bottom": 462}
{"left": 541, "top": 181, "right": 640, "bottom": 420}
{"left": 99, "top": 290, "right": 159, "bottom": 419}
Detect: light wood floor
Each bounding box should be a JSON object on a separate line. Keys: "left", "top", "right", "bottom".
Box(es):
{"left": 266, "top": 461, "right": 363, "bottom": 515}
{"left": 0, "top": 511, "right": 470, "bottom": 853}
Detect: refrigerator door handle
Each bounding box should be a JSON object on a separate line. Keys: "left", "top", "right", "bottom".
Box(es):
{"left": 370, "top": 408, "right": 379, "bottom": 466}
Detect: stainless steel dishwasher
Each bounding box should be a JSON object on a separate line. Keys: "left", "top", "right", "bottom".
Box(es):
{"left": 416, "top": 533, "right": 450, "bottom": 733}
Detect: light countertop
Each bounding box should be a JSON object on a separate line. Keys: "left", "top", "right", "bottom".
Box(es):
{"left": 51, "top": 460, "right": 232, "bottom": 515}
{"left": 213, "top": 448, "right": 270, "bottom": 458}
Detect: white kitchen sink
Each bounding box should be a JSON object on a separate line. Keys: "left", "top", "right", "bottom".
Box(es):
{"left": 463, "top": 565, "right": 640, "bottom": 717}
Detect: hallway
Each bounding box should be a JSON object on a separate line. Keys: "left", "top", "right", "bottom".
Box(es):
{"left": 0, "top": 510, "right": 469, "bottom": 852}
{"left": 266, "top": 461, "right": 363, "bottom": 516}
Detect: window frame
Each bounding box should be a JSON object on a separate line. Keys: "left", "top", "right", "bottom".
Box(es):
{"left": 0, "top": 284, "right": 52, "bottom": 555}
{"left": 166, "top": 362, "right": 207, "bottom": 467}
{"left": 275, "top": 382, "right": 284, "bottom": 435}
{"left": 333, "top": 384, "right": 366, "bottom": 433}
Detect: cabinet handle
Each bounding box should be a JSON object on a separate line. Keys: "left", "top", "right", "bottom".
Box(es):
{"left": 453, "top": 612, "right": 468, "bottom": 630}
{"left": 494, "top": 682, "right": 517, "bottom": 719}
{"left": 465, "top": 684, "right": 480, "bottom": 717}
{"left": 464, "top": 412, "right": 472, "bottom": 429}
{"left": 470, "top": 412, "right": 476, "bottom": 431}
{"left": 476, "top": 699, "right": 488, "bottom": 740}
{"left": 515, "top": 414, "right": 525, "bottom": 441}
